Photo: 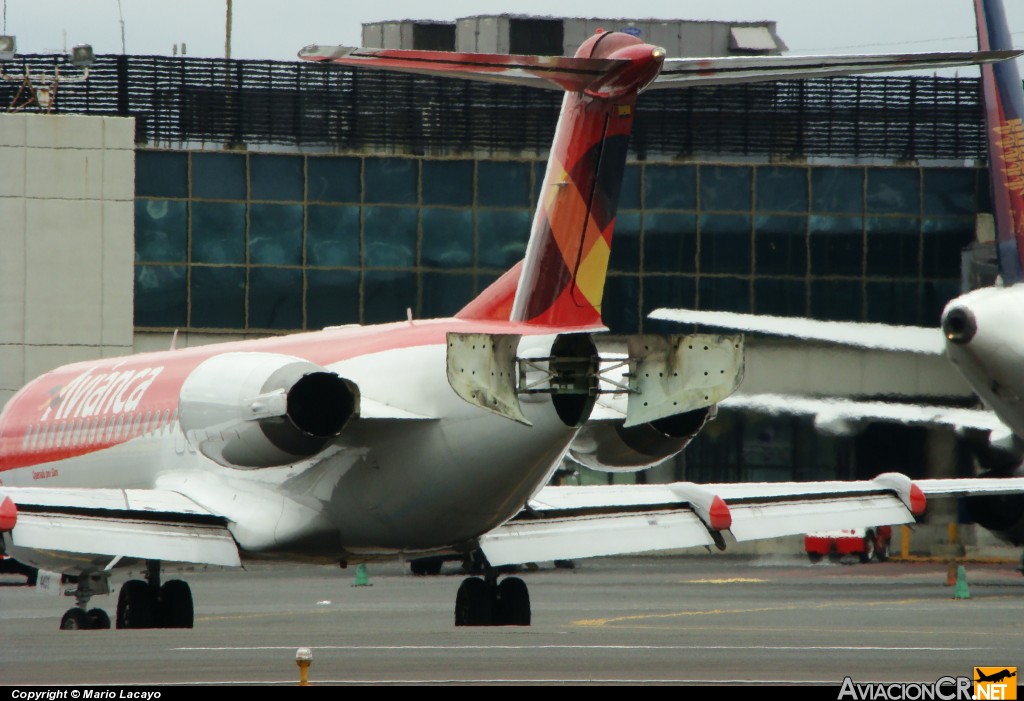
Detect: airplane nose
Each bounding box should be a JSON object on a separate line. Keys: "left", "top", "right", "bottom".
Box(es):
{"left": 942, "top": 306, "right": 977, "bottom": 345}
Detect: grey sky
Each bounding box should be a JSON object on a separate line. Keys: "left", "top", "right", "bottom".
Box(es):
{"left": 5, "top": 0, "right": 1024, "bottom": 74}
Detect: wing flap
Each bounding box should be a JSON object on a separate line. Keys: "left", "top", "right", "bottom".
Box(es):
{"left": 1, "top": 486, "right": 241, "bottom": 567}
{"left": 479, "top": 511, "right": 713, "bottom": 567}
{"left": 10, "top": 512, "right": 240, "bottom": 567}
{"left": 728, "top": 495, "right": 914, "bottom": 542}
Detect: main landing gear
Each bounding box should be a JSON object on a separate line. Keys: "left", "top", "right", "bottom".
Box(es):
{"left": 59, "top": 560, "right": 194, "bottom": 630}
{"left": 454, "top": 556, "right": 531, "bottom": 626}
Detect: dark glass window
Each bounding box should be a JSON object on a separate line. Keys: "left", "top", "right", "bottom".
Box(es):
{"left": 250, "top": 154, "right": 303, "bottom": 202}
{"left": 644, "top": 164, "right": 696, "bottom": 210}
{"left": 923, "top": 169, "right": 978, "bottom": 216}
{"left": 643, "top": 275, "right": 696, "bottom": 316}
{"left": 136, "top": 151, "right": 187, "bottom": 198}
{"left": 753, "top": 278, "right": 807, "bottom": 317}
{"left": 249, "top": 268, "right": 303, "bottom": 330}
{"left": 191, "top": 202, "right": 245, "bottom": 264}
{"left": 134, "top": 265, "right": 186, "bottom": 327}
{"left": 363, "top": 207, "right": 417, "bottom": 267}
{"left": 865, "top": 279, "right": 921, "bottom": 325}
{"left": 865, "top": 217, "right": 920, "bottom": 278}
{"left": 756, "top": 166, "right": 807, "bottom": 213}
{"left": 811, "top": 168, "right": 863, "bottom": 213}
{"left": 249, "top": 204, "right": 303, "bottom": 266}
{"left": 620, "top": 164, "right": 642, "bottom": 210}
{"left": 699, "top": 214, "right": 751, "bottom": 275}
{"left": 701, "top": 165, "right": 752, "bottom": 212}
{"left": 364, "top": 158, "right": 417, "bottom": 204}
{"left": 190, "top": 266, "right": 245, "bottom": 329}
{"left": 306, "top": 270, "right": 360, "bottom": 328}
{"left": 921, "top": 280, "right": 962, "bottom": 326}
{"left": 810, "top": 279, "right": 862, "bottom": 321}
{"left": 421, "top": 208, "right": 472, "bottom": 268}
{"left": 643, "top": 212, "right": 696, "bottom": 273}
{"left": 421, "top": 272, "right": 474, "bottom": 318}
{"left": 191, "top": 153, "right": 245, "bottom": 200}
{"left": 135, "top": 200, "right": 186, "bottom": 262}
{"left": 754, "top": 215, "right": 805, "bottom": 276}
{"left": 809, "top": 215, "right": 863, "bottom": 276}
{"left": 477, "top": 161, "right": 530, "bottom": 207}
{"left": 699, "top": 276, "right": 750, "bottom": 313}
{"left": 477, "top": 210, "right": 530, "bottom": 268}
{"left": 609, "top": 212, "right": 640, "bottom": 273}
{"left": 922, "top": 217, "right": 973, "bottom": 277}
{"left": 364, "top": 271, "right": 417, "bottom": 323}
{"left": 307, "top": 205, "right": 359, "bottom": 267}
{"left": 602, "top": 274, "right": 640, "bottom": 334}
{"left": 307, "top": 157, "right": 360, "bottom": 203}
{"left": 422, "top": 160, "right": 473, "bottom": 206}
{"left": 866, "top": 168, "right": 919, "bottom": 215}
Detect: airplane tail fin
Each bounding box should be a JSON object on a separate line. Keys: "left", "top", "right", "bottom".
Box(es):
{"left": 976, "top": 0, "right": 1024, "bottom": 285}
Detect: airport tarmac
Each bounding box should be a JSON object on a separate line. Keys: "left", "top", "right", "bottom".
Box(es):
{"left": 1, "top": 555, "right": 1022, "bottom": 686}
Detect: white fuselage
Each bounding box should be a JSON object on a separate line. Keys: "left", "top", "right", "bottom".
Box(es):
{"left": 942, "top": 284, "right": 1024, "bottom": 440}
{"left": 0, "top": 322, "right": 580, "bottom": 568}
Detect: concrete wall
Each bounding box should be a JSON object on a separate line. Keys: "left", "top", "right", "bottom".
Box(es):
{"left": 0, "top": 113, "right": 135, "bottom": 406}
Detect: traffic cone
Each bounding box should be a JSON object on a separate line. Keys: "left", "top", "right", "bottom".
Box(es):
{"left": 945, "top": 561, "right": 957, "bottom": 586}
{"left": 952, "top": 565, "right": 970, "bottom": 600}
{"left": 352, "top": 563, "right": 371, "bottom": 587}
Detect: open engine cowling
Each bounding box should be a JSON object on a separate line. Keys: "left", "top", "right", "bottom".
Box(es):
{"left": 179, "top": 352, "right": 357, "bottom": 468}
{"left": 567, "top": 407, "right": 712, "bottom": 472}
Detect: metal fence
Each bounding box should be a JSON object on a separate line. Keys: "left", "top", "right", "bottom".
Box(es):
{"left": 0, "top": 53, "right": 987, "bottom": 160}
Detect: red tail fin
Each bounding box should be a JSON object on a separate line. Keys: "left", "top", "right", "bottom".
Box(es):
{"left": 976, "top": 0, "right": 1024, "bottom": 284}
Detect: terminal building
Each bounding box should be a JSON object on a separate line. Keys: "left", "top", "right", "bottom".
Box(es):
{"left": 0, "top": 17, "right": 1003, "bottom": 548}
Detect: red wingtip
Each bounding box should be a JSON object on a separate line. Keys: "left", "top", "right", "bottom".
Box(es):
{"left": 709, "top": 495, "right": 732, "bottom": 531}
{"left": 909, "top": 483, "right": 926, "bottom": 517}
{"left": 0, "top": 496, "right": 17, "bottom": 532}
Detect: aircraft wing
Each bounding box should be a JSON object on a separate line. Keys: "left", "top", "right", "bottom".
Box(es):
{"left": 915, "top": 478, "right": 1024, "bottom": 497}
{"left": 478, "top": 474, "right": 922, "bottom": 566}
{"left": 649, "top": 50, "right": 1022, "bottom": 89}
{"left": 649, "top": 308, "right": 945, "bottom": 354}
{"left": 0, "top": 487, "right": 241, "bottom": 567}
{"left": 720, "top": 393, "right": 1006, "bottom": 434}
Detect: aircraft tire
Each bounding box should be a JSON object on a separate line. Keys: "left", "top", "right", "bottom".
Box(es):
{"left": 159, "top": 579, "right": 194, "bottom": 628}
{"left": 60, "top": 608, "right": 90, "bottom": 630}
{"left": 117, "top": 579, "right": 156, "bottom": 629}
{"left": 496, "top": 576, "right": 531, "bottom": 626}
{"left": 87, "top": 608, "right": 111, "bottom": 629}
{"left": 454, "top": 577, "right": 492, "bottom": 626}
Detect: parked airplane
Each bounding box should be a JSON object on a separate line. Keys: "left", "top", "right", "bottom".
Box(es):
{"left": 0, "top": 29, "right": 1020, "bottom": 631}
{"left": 653, "top": 0, "right": 1024, "bottom": 548}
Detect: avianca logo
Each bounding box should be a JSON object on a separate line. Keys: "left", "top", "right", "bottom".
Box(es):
{"left": 40, "top": 367, "right": 165, "bottom": 422}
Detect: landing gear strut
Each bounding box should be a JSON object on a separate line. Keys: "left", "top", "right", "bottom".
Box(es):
{"left": 59, "top": 560, "right": 194, "bottom": 630}
{"left": 454, "top": 555, "right": 531, "bottom": 627}
{"left": 59, "top": 571, "right": 112, "bottom": 630}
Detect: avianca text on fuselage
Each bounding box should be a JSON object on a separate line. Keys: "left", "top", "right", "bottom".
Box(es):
{"left": 41, "top": 366, "right": 164, "bottom": 422}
